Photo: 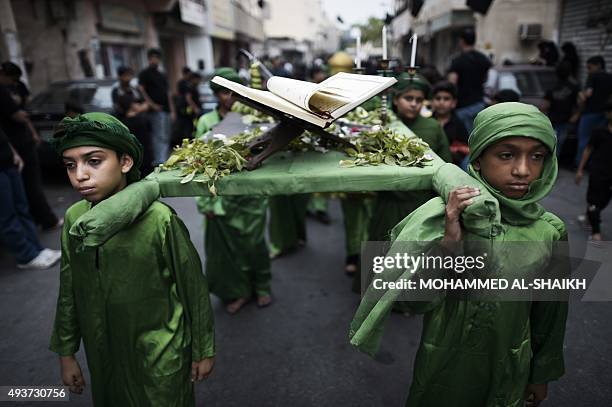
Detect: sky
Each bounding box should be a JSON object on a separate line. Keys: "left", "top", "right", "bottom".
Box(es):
{"left": 321, "top": 0, "right": 394, "bottom": 27}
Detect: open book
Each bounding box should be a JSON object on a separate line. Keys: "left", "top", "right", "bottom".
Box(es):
{"left": 211, "top": 72, "right": 397, "bottom": 128}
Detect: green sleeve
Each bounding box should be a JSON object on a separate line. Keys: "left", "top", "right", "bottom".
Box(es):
{"left": 435, "top": 124, "right": 452, "bottom": 163}
{"left": 195, "top": 116, "right": 210, "bottom": 139}
{"left": 528, "top": 300, "right": 568, "bottom": 383}
{"left": 164, "top": 214, "right": 215, "bottom": 361}
{"left": 49, "top": 224, "right": 81, "bottom": 356}
{"left": 529, "top": 231, "right": 569, "bottom": 384}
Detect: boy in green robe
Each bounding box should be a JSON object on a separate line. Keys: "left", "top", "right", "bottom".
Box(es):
{"left": 369, "top": 73, "right": 452, "bottom": 243}
{"left": 361, "top": 74, "right": 452, "bottom": 299}
{"left": 49, "top": 113, "right": 215, "bottom": 406}
{"left": 196, "top": 68, "right": 272, "bottom": 313}
{"left": 351, "top": 102, "right": 568, "bottom": 406}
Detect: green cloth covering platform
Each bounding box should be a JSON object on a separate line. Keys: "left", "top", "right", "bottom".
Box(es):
{"left": 147, "top": 150, "right": 444, "bottom": 197}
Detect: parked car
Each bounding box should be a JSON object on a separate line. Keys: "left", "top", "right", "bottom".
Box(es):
{"left": 485, "top": 65, "right": 557, "bottom": 110}
{"left": 27, "top": 79, "right": 116, "bottom": 179}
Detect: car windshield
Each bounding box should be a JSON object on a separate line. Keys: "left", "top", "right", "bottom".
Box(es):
{"left": 498, "top": 69, "right": 557, "bottom": 97}
{"left": 501, "top": 71, "right": 538, "bottom": 96}
{"left": 29, "top": 82, "right": 115, "bottom": 112}
{"left": 88, "top": 86, "right": 113, "bottom": 109}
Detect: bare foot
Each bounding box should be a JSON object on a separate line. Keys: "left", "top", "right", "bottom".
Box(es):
{"left": 226, "top": 297, "right": 250, "bottom": 314}
{"left": 256, "top": 295, "right": 272, "bottom": 308}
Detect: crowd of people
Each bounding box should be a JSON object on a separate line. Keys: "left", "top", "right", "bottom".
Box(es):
{"left": 0, "top": 26, "right": 611, "bottom": 406}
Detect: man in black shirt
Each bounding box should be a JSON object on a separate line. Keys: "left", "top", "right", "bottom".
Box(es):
{"left": 1, "top": 62, "right": 30, "bottom": 109}
{"left": 575, "top": 97, "right": 612, "bottom": 242}
{"left": 138, "top": 48, "right": 175, "bottom": 165}
{"left": 111, "top": 66, "right": 147, "bottom": 117}
{"left": 173, "top": 71, "right": 202, "bottom": 144}
{"left": 447, "top": 29, "right": 492, "bottom": 133}
{"left": 0, "top": 63, "right": 61, "bottom": 230}
{"left": 575, "top": 55, "right": 612, "bottom": 166}
{"left": 115, "top": 93, "right": 153, "bottom": 177}
{"left": 0, "top": 128, "right": 61, "bottom": 269}
{"left": 544, "top": 61, "right": 579, "bottom": 158}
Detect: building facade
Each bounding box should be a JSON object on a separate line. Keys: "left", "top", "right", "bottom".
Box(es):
{"left": 1, "top": 0, "right": 265, "bottom": 95}
{"left": 262, "top": 0, "right": 340, "bottom": 65}
{"left": 391, "top": 0, "right": 563, "bottom": 74}
{"left": 558, "top": 0, "right": 612, "bottom": 84}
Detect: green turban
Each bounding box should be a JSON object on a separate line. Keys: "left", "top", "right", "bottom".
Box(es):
{"left": 52, "top": 112, "right": 143, "bottom": 184}
{"left": 392, "top": 73, "right": 431, "bottom": 98}
{"left": 211, "top": 67, "right": 242, "bottom": 92}
{"left": 467, "top": 102, "right": 557, "bottom": 225}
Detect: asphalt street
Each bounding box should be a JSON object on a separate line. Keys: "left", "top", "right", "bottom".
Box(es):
{"left": 0, "top": 168, "right": 610, "bottom": 407}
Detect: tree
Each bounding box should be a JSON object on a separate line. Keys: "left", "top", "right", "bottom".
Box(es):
{"left": 353, "top": 17, "right": 385, "bottom": 46}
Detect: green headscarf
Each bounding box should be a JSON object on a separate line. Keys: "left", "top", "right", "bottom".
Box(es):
{"left": 467, "top": 102, "right": 558, "bottom": 226}
{"left": 52, "top": 112, "right": 143, "bottom": 184}
{"left": 210, "top": 67, "right": 242, "bottom": 92}
{"left": 392, "top": 72, "right": 431, "bottom": 98}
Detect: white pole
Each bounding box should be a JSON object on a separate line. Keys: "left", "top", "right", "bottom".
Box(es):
{"left": 410, "top": 34, "right": 418, "bottom": 67}
{"left": 382, "top": 25, "right": 387, "bottom": 60}
{"left": 356, "top": 35, "right": 361, "bottom": 68}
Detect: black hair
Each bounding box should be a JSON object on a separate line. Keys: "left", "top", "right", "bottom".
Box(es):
{"left": 459, "top": 29, "right": 476, "bottom": 46}
{"left": 116, "top": 65, "right": 134, "bottom": 77}
{"left": 493, "top": 89, "right": 520, "bottom": 103}
{"left": 190, "top": 72, "right": 202, "bottom": 80}
{"left": 147, "top": 48, "right": 162, "bottom": 58}
{"left": 64, "top": 99, "right": 84, "bottom": 114}
{"left": 587, "top": 55, "right": 605, "bottom": 70}
{"left": 182, "top": 66, "right": 192, "bottom": 75}
{"left": 432, "top": 81, "right": 458, "bottom": 99}
{"left": 0, "top": 61, "right": 22, "bottom": 78}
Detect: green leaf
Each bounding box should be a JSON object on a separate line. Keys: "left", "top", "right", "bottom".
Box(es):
{"left": 165, "top": 154, "right": 180, "bottom": 167}
{"left": 205, "top": 167, "right": 216, "bottom": 178}
{"left": 180, "top": 170, "right": 196, "bottom": 184}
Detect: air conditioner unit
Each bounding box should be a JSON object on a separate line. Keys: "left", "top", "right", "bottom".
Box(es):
{"left": 518, "top": 23, "right": 542, "bottom": 41}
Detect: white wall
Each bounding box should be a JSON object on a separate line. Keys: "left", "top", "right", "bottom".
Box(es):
{"left": 476, "top": 0, "right": 561, "bottom": 65}
{"left": 185, "top": 34, "right": 214, "bottom": 73}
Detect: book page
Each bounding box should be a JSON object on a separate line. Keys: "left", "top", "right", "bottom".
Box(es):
{"left": 307, "top": 91, "right": 350, "bottom": 116}
{"left": 266, "top": 76, "right": 320, "bottom": 111}
{"left": 267, "top": 73, "right": 395, "bottom": 117}
{"left": 320, "top": 73, "right": 397, "bottom": 119}
{"left": 211, "top": 76, "right": 329, "bottom": 127}
{"left": 317, "top": 72, "right": 392, "bottom": 100}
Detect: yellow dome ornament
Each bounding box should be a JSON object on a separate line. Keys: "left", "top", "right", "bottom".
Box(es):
{"left": 328, "top": 51, "right": 354, "bottom": 74}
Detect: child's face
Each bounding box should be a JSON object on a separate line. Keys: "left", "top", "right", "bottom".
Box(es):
{"left": 62, "top": 146, "right": 133, "bottom": 204}
{"left": 393, "top": 89, "right": 425, "bottom": 121}
{"left": 216, "top": 89, "right": 234, "bottom": 111}
{"left": 473, "top": 137, "right": 548, "bottom": 199}
{"left": 432, "top": 91, "right": 456, "bottom": 116}
{"left": 119, "top": 72, "right": 133, "bottom": 85}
